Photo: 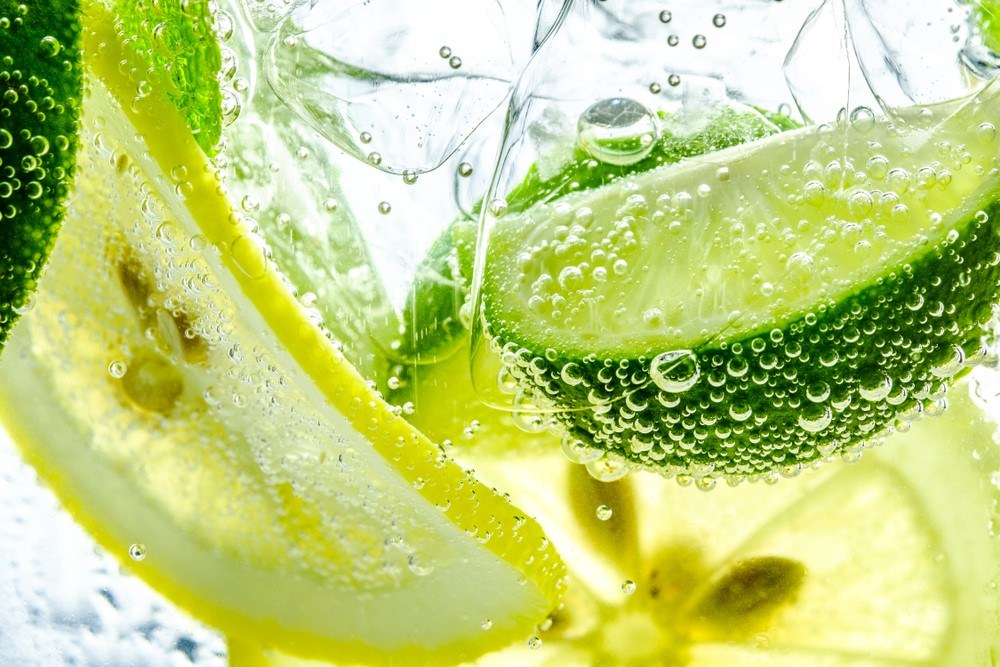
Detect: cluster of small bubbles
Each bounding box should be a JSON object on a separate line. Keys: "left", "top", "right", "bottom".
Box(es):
{"left": 595, "top": 504, "right": 613, "bottom": 521}
{"left": 128, "top": 543, "right": 147, "bottom": 561}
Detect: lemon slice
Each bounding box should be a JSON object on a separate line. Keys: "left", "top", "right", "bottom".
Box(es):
{"left": 458, "top": 381, "right": 999, "bottom": 666}
{"left": 0, "top": 7, "right": 564, "bottom": 664}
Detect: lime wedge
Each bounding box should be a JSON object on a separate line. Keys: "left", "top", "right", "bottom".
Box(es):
{"left": 0, "top": 6, "right": 564, "bottom": 663}
{"left": 479, "top": 87, "right": 1000, "bottom": 479}
{"left": 0, "top": 0, "right": 81, "bottom": 350}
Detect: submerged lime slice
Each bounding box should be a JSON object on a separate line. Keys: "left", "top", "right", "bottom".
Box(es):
{"left": 478, "top": 87, "right": 1000, "bottom": 479}
{"left": 0, "top": 6, "right": 564, "bottom": 664}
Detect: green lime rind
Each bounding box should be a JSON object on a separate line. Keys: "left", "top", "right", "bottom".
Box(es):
{"left": 484, "top": 200, "right": 1000, "bottom": 477}
{"left": 116, "top": 0, "right": 222, "bottom": 155}
{"left": 394, "top": 106, "right": 795, "bottom": 364}
{"left": 0, "top": 0, "right": 81, "bottom": 351}
{"left": 504, "top": 106, "right": 789, "bottom": 220}
{"left": 480, "top": 110, "right": 1000, "bottom": 478}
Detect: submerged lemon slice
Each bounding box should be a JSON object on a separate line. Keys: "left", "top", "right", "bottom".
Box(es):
{"left": 0, "top": 8, "right": 564, "bottom": 664}
{"left": 460, "top": 381, "right": 1000, "bottom": 666}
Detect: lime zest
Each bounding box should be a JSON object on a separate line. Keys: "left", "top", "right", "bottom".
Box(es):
{"left": 115, "top": 0, "right": 223, "bottom": 154}
{"left": 0, "top": 0, "right": 81, "bottom": 350}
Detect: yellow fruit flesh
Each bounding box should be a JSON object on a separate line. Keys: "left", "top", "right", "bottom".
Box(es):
{"left": 0, "top": 7, "right": 565, "bottom": 664}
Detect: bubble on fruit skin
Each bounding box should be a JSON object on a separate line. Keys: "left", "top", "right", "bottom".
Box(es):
{"left": 108, "top": 359, "right": 127, "bottom": 378}
{"left": 621, "top": 579, "right": 636, "bottom": 595}
{"left": 129, "top": 544, "right": 147, "bottom": 561}
{"left": 595, "top": 504, "right": 613, "bottom": 521}
{"left": 650, "top": 350, "right": 700, "bottom": 392}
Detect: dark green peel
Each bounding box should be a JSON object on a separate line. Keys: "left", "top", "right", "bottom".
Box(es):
{"left": 0, "top": 0, "right": 81, "bottom": 350}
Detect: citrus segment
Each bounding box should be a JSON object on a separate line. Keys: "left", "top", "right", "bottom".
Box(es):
{"left": 0, "top": 6, "right": 564, "bottom": 664}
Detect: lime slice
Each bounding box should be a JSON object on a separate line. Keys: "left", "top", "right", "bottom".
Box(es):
{"left": 459, "top": 381, "right": 1000, "bottom": 666}
{"left": 0, "top": 6, "right": 564, "bottom": 663}
{"left": 478, "top": 87, "right": 1000, "bottom": 478}
{"left": 0, "top": 0, "right": 81, "bottom": 350}
{"left": 392, "top": 107, "right": 798, "bottom": 448}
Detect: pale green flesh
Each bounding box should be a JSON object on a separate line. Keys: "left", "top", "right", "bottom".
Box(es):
{"left": 483, "top": 86, "right": 1000, "bottom": 358}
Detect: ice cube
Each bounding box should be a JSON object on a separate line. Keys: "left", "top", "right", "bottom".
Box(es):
{"left": 264, "top": 0, "right": 515, "bottom": 175}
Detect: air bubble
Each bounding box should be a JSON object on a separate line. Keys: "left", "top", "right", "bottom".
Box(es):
{"left": 712, "top": 13, "right": 726, "bottom": 27}
{"left": 978, "top": 122, "right": 996, "bottom": 143}
{"left": 457, "top": 162, "right": 473, "bottom": 177}
{"left": 692, "top": 34, "right": 707, "bottom": 49}
{"left": 108, "top": 360, "right": 127, "bottom": 378}
{"left": 595, "top": 504, "right": 613, "bottom": 521}
{"left": 859, "top": 372, "right": 892, "bottom": 401}
{"left": 798, "top": 406, "right": 832, "bottom": 433}
{"left": 586, "top": 456, "right": 629, "bottom": 482}
{"left": 407, "top": 554, "right": 435, "bottom": 576}
{"left": 378, "top": 201, "right": 392, "bottom": 215}
{"left": 650, "top": 350, "right": 700, "bottom": 393}
{"left": 577, "top": 98, "right": 659, "bottom": 166}
{"left": 621, "top": 580, "right": 636, "bottom": 595}
{"left": 659, "top": 10, "right": 672, "bottom": 22}
{"left": 527, "top": 636, "right": 542, "bottom": 650}
{"left": 129, "top": 544, "right": 146, "bottom": 561}
{"left": 562, "top": 434, "right": 604, "bottom": 464}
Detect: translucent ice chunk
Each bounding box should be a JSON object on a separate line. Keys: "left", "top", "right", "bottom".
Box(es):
{"left": 784, "top": 0, "right": 878, "bottom": 124}
{"left": 845, "top": 0, "right": 977, "bottom": 110}
{"left": 235, "top": 0, "right": 306, "bottom": 33}
{"left": 265, "top": 0, "right": 515, "bottom": 175}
